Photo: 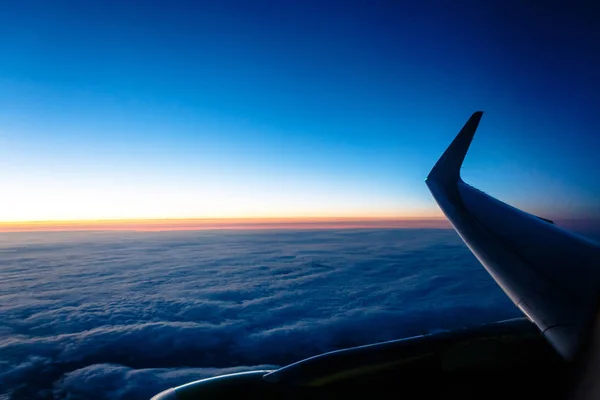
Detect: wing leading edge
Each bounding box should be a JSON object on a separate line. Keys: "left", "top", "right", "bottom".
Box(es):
{"left": 426, "top": 112, "right": 600, "bottom": 360}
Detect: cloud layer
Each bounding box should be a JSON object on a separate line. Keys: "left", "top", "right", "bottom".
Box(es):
{"left": 0, "top": 229, "right": 520, "bottom": 399}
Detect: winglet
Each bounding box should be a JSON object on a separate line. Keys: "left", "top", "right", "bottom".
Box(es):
{"left": 426, "top": 111, "right": 483, "bottom": 185}
{"left": 425, "top": 111, "right": 600, "bottom": 360}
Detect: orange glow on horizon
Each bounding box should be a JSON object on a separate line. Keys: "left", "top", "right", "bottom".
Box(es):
{"left": 0, "top": 217, "right": 451, "bottom": 232}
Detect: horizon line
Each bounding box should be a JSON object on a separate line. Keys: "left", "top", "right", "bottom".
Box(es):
{"left": 0, "top": 216, "right": 452, "bottom": 232}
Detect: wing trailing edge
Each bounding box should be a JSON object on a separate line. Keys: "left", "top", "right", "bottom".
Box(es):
{"left": 426, "top": 112, "right": 600, "bottom": 360}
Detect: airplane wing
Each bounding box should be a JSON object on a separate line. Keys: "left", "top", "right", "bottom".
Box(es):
{"left": 152, "top": 318, "right": 562, "bottom": 399}
{"left": 151, "top": 112, "right": 599, "bottom": 399}
{"left": 425, "top": 111, "right": 600, "bottom": 360}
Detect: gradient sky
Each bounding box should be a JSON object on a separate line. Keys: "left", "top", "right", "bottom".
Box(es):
{"left": 0, "top": 0, "right": 599, "bottom": 222}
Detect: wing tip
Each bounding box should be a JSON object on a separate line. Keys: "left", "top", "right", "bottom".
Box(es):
{"left": 426, "top": 111, "right": 484, "bottom": 185}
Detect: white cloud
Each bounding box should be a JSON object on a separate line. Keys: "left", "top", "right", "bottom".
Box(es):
{"left": 0, "top": 229, "right": 519, "bottom": 399}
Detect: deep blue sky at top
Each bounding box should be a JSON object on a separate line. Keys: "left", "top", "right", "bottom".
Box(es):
{"left": 0, "top": 0, "right": 598, "bottom": 221}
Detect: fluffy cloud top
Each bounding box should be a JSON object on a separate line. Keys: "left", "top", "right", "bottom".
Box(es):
{"left": 0, "top": 229, "right": 519, "bottom": 399}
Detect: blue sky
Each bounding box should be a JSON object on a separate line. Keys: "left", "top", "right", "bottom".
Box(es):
{"left": 0, "top": 1, "right": 598, "bottom": 221}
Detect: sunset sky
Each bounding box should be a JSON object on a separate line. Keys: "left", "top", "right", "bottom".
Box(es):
{"left": 0, "top": 1, "right": 599, "bottom": 229}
